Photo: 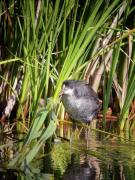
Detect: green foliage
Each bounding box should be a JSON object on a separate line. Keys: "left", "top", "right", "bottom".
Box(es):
{"left": 0, "top": 0, "right": 135, "bottom": 168}
{"left": 9, "top": 107, "right": 57, "bottom": 167}
{"left": 52, "top": 142, "right": 71, "bottom": 175}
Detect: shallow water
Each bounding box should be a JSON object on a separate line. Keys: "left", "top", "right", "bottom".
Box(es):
{"left": 50, "top": 127, "right": 135, "bottom": 180}
{"left": 1, "top": 122, "right": 135, "bottom": 180}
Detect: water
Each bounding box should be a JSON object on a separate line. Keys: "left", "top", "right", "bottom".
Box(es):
{"left": 0, "top": 122, "right": 135, "bottom": 180}
{"left": 49, "top": 126, "right": 135, "bottom": 180}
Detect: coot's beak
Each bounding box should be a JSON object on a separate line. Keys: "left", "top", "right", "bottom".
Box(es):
{"left": 59, "top": 89, "right": 64, "bottom": 98}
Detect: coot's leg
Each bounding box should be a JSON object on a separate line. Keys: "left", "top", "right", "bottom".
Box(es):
{"left": 70, "top": 119, "right": 76, "bottom": 147}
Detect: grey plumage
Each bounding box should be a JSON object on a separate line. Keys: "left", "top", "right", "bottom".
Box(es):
{"left": 60, "top": 80, "right": 101, "bottom": 123}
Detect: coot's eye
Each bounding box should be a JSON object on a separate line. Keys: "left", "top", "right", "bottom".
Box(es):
{"left": 63, "top": 80, "right": 73, "bottom": 88}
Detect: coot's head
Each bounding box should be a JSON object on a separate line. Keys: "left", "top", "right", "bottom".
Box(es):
{"left": 60, "top": 80, "right": 92, "bottom": 98}
{"left": 60, "top": 80, "right": 76, "bottom": 97}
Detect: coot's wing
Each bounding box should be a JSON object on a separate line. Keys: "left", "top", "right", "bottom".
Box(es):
{"left": 75, "top": 83, "right": 98, "bottom": 98}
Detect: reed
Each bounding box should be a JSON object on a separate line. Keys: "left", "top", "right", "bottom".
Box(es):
{"left": 0, "top": 0, "right": 135, "bottom": 167}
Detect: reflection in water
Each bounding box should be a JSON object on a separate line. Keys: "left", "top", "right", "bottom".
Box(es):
{"left": 61, "top": 126, "right": 101, "bottom": 180}
{"left": 50, "top": 122, "right": 135, "bottom": 180}
{"left": 62, "top": 153, "right": 100, "bottom": 180}
{"left": 62, "top": 127, "right": 100, "bottom": 179}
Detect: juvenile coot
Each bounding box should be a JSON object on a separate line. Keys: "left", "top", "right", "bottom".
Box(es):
{"left": 60, "top": 80, "right": 101, "bottom": 123}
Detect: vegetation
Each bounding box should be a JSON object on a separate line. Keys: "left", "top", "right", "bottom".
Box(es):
{"left": 0, "top": 0, "right": 135, "bottom": 169}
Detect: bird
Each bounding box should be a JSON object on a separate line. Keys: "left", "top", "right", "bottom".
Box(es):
{"left": 60, "top": 80, "right": 101, "bottom": 123}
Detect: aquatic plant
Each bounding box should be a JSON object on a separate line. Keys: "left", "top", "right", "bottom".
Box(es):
{"left": 0, "top": 0, "right": 135, "bottom": 168}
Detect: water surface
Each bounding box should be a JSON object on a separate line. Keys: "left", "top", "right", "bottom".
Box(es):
{"left": 1, "top": 122, "right": 135, "bottom": 180}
